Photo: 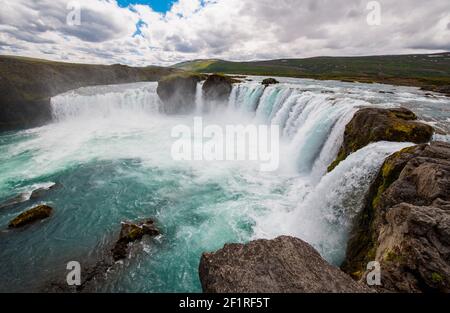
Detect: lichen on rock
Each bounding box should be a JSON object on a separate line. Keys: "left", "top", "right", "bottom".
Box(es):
{"left": 327, "top": 107, "right": 434, "bottom": 172}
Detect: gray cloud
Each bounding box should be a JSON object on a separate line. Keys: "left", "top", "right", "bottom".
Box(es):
{"left": 0, "top": 0, "right": 448, "bottom": 66}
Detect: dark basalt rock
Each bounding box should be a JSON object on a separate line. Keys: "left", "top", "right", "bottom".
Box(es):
{"left": 0, "top": 194, "right": 28, "bottom": 210}
{"left": 8, "top": 205, "right": 53, "bottom": 228}
{"left": 199, "top": 236, "right": 372, "bottom": 293}
{"left": 112, "top": 219, "right": 160, "bottom": 261}
{"left": 328, "top": 107, "right": 434, "bottom": 172}
{"left": 202, "top": 74, "right": 235, "bottom": 102}
{"left": 157, "top": 73, "right": 205, "bottom": 114}
{"left": 0, "top": 183, "right": 59, "bottom": 210}
{"left": 261, "top": 78, "right": 279, "bottom": 86}
{"left": 342, "top": 141, "right": 450, "bottom": 292}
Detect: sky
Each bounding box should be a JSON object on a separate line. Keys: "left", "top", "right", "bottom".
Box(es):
{"left": 0, "top": 0, "right": 449, "bottom": 66}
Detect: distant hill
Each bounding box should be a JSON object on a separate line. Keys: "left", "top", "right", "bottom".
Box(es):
{"left": 173, "top": 53, "right": 450, "bottom": 94}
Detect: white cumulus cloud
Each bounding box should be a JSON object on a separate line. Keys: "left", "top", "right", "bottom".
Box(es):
{"left": 0, "top": 0, "right": 448, "bottom": 65}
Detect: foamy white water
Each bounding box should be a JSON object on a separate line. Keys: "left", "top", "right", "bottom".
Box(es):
{"left": 0, "top": 77, "right": 448, "bottom": 292}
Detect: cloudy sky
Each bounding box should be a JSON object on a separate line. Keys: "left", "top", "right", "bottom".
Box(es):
{"left": 0, "top": 0, "right": 449, "bottom": 66}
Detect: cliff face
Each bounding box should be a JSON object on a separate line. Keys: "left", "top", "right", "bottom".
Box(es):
{"left": 0, "top": 56, "right": 178, "bottom": 131}
{"left": 342, "top": 142, "right": 450, "bottom": 292}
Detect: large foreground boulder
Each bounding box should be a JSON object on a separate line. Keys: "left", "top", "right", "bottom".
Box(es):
{"left": 8, "top": 205, "right": 53, "bottom": 228}
{"left": 157, "top": 73, "right": 205, "bottom": 114}
{"left": 199, "top": 236, "right": 371, "bottom": 293}
{"left": 202, "top": 74, "right": 235, "bottom": 102}
{"left": 342, "top": 141, "right": 450, "bottom": 292}
{"left": 328, "top": 107, "right": 434, "bottom": 172}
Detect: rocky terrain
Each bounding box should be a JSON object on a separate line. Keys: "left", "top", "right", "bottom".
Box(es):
{"left": 199, "top": 107, "right": 449, "bottom": 293}
{"left": 156, "top": 72, "right": 237, "bottom": 114}
{"left": 156, "top": 73, "right": 206, "bottom": 114}
{"left": 342, "top": 141, "right": 450, "bottom": 292}
{"left": 328, "top": 107, "right": 434, "bottom": 171}
{"left": 199, "top": 236, "right": 371, "bottom": 293}
{"left": 0, "top": 56, "right": 178, "bottom": 131}
{"left": 202, "top": 74, "right": 236, "bottom": 102}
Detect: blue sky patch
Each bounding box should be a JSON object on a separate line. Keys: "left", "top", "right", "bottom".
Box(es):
{"left": 117, "top": 0, "right": 178, "bottom": 13}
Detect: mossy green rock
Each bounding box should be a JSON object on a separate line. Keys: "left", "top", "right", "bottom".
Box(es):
{"left": 8, "top": 205, "right": 53, "bottom": 228}
{"left": 328, "top": 107, "right": 434, "bottom": 172}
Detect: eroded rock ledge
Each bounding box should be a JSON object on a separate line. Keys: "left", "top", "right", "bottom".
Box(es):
{"left": 199, "top": 236, "right": 371, "bottom": 293}
{"left": 342, "top": 141, "right": 450, "bottom": 292}
{"left": 328, "top": 107, "right": 434, "bottom": 172}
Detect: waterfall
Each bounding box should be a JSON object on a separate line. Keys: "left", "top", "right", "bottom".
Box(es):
{"left": 227, "top": 82, "right": 371, "bottom": 176}
{"left": 195, "top": 82, "right": 204, "bottom": 114}
{"left": 288, "top": 141, "right": 414, "bottom": 263}
{"left": 50, "top": 82, "right": 160, "bottom": 121}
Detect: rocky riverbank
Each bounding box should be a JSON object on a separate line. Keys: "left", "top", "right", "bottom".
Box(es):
{"left": 198, "top": 107, "right": 449, "bottom": 293}
{"left": 342, "top": 141, "right": 450, "bottom": 292}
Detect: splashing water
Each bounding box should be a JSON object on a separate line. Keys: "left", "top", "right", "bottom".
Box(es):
{"left": 0, "top": 77, "right": 448, "bottom": 292}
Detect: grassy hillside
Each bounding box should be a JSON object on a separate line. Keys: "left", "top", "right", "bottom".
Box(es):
{"left": 173, "top": 53, "right": 450, "bottom": 94}
{"left": 0, "top": 55, "right": 180, "bottom": 131}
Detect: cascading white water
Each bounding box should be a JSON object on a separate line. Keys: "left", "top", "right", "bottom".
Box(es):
{"left": 3, "top": 76, "right": 447, "bottom": 292}
{"left": 227, "top": 82, "right": 372, "bottom": 176}
{"left": 195, "top": 82, "right": 205, "bottom": 114}
{"left": 50, "top": 82, "right": 160, "bottom": 121}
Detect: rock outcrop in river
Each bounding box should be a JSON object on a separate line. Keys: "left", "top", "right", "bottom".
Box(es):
{"left": 199, "top": 236, "right": 371, "bottom": 293}
{"left": 342, "top": 141, "right": 450, "bottom": 292}
{"left": 202, "top": 74, "right": 236, "bottom": 102}
{"left": 0, "top": 56, "right": 177, "bottom": 131}
{"left": 156, "top": 73, "right": 206, "bottom": 114}
{"left": 328, "top": 107, "right": 434, "bottom": 171}
{"left": 112, "top": 219, "right": 160, "bottom": 261}
{"left": 8, "top": 205, "right": 53, "bottom": 228}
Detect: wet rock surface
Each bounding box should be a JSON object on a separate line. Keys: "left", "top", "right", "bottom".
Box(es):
{"left": 199, "top": 236, "right": 372, "bottom": 293}
{"left": 157, "top": 73, "right": 205, "bottom": 114}
{"left": 342, "top": 141, "right": 450, "bottom": 292}
{"left": 112, "top": 219, "right": 160, "bottom": 261}
{"left": 8, "top": 205, "right": 53, "bottom": 228}
{"left": 261, "top": 78, "right": 279, "bottom": 86}
{"left": 202, "top": 74, "right": 235, "bottom": 102}
{"left": 328, "top": 107, "right": 434, "bottom": 172}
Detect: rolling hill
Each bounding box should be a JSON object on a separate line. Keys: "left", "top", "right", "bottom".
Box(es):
{"left": 173, "top": 53, "right": 450, "bottom": 95}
